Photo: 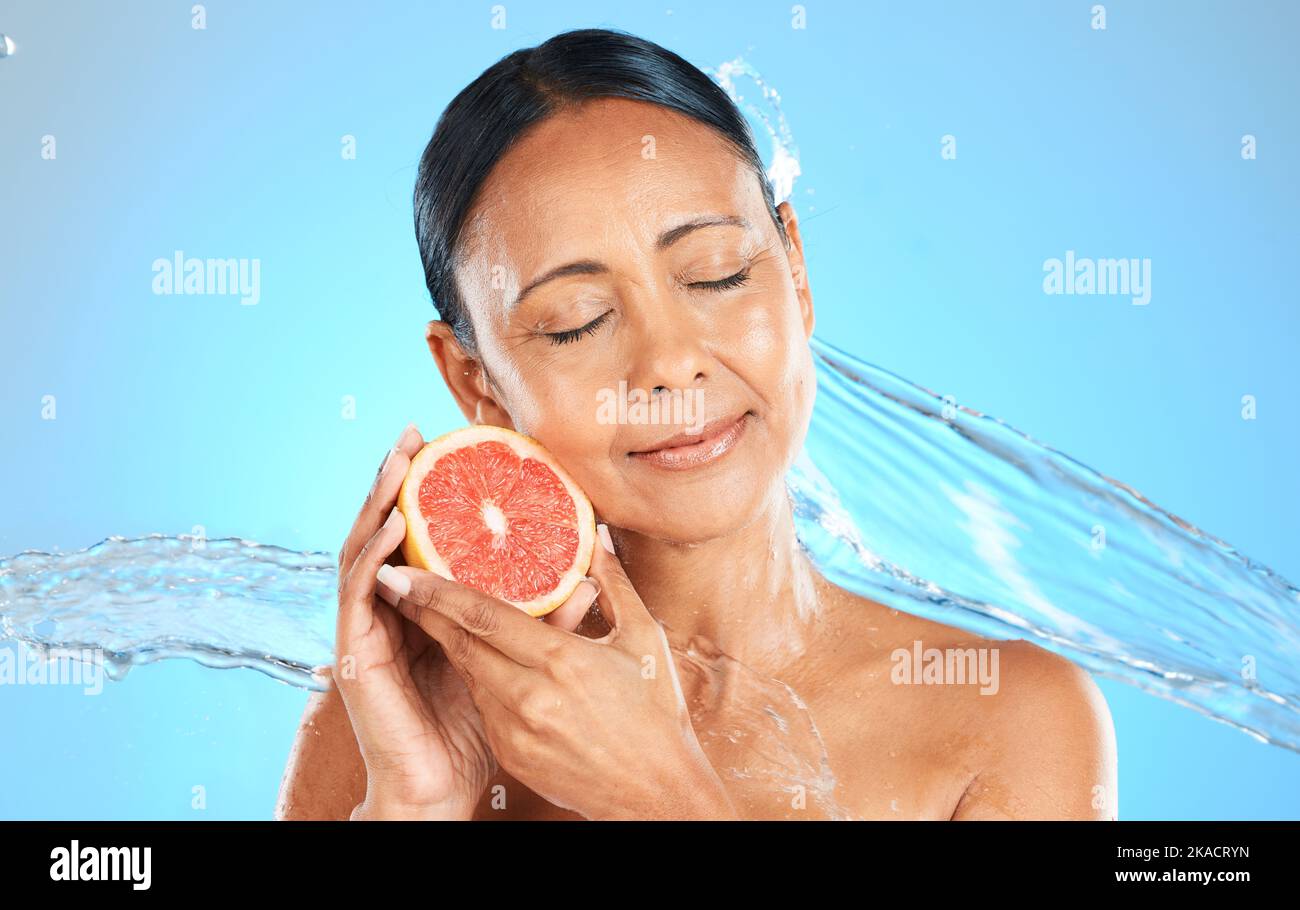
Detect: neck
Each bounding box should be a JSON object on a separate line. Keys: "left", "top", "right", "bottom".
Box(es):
{"left": 611, "top": 486, "right": 824, "bottom": 678}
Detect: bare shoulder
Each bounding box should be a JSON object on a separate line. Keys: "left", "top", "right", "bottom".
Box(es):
{"left": 950, "top": 638, "right": 1118, "bottom": 819}
{"left": 810, "top": 581, "right": 1117, "bottom": 820}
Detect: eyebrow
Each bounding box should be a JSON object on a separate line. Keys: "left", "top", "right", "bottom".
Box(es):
{"left": 509, "top": 214, "right": 751, "bottom": 311}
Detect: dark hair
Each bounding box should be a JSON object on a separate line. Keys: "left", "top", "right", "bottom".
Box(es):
{"left": 413, "top": 27, "right": 788, "bottom": 355}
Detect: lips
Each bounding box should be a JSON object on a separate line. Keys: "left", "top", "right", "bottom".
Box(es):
{"left": 628, "top": 410, "right": 753, "bottom": 471}
{"left": 629, "top": 412, "right": 746, "bottom": 453}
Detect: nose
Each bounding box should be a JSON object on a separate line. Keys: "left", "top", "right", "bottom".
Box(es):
{"left": 625, "top": 291, "right": 711, "bottom": 395}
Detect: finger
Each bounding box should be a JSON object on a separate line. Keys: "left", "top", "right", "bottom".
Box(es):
{"left": 542, "top": 576, "right": 600, "bottom": 631}
{"left": 583, "top": 523, "right": 657, "bottom": 646}
{"left": 395, "top": 597, "right": 556, "bottom": 737}
{"left": 337, "top": 507, "right": 406, "bottom": 648}
{"left": 382, "top": 571, "right": 525, "bottom": 700}
{"left": 337, "top": 422, "right": 423, "bottom": 582}
{"left": 376, "top": 580, "right": 402, "bottom": 607}
{"left": 339, "top": 422, "right": 422, "bottom": 574}
{"left": 377, "top": 565, "right": 555, "bottom": 668}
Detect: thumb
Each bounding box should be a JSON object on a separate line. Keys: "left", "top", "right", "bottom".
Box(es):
{"left": 542, "top": 575, "right": 600, "bottom": 631}
{"left": 582, "top": 523, "right": 656, "bottom": 644}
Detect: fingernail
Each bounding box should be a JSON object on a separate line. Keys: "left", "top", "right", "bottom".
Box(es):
{"left": 579, "top": 575, "right": 600, "bottom": 603}
{"left": 383, "top": 506, "right": 405, "bottom": 533}
{"left": 395, "top": 422, "right": 418, "bottom": 449}
{"left": 597, "top": 523, "right": 614, "bottom": 555}
{"left": 377, "top": 563, "right": 411, "bottom": 596}
{"left": 378, "top": 446, "right": 398, "bottom": 477}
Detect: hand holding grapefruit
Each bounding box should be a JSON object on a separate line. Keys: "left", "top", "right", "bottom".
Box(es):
{"left": 397, "top": 425, "right": 597, "bottom": 617}
{"left": 327, "top": 422, "right": 495, "bottom": 820}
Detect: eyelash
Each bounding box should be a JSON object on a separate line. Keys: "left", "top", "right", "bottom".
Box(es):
{"left": 542, "top": 268, "right": 751, "bottom": 345}
{"left": 689, "top": 267, "right": 752, "bottom": 292}
{"left": 546, "top": 310, "right": 612, "bottom": 345}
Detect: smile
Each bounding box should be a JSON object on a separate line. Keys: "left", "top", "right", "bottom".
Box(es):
{"left": 628, "top": 411, "right": 752, "bottom": 471}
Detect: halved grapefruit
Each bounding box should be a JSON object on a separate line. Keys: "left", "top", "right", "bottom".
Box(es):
{"left": 397, "top": 425, "right": 596, "bottom": 617}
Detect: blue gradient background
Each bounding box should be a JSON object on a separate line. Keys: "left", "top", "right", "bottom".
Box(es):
{"left": 1, "top": 0, "right": 1296, "bottom": 819}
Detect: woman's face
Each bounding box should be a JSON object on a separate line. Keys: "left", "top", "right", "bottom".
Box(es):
{"left": 434, "top": 97, "right": 816, "bottom": 544}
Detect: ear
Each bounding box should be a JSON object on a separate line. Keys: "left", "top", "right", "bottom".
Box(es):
{"left": 424, "top": 320, "right": 515, "bottom": 429}
{"left": 777, "top": 201, "right": 815, "bottom": 340}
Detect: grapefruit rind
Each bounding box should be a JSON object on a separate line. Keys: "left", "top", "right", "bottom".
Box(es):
{"left": 397, "top": 425, "right": 596, "bottom": 618}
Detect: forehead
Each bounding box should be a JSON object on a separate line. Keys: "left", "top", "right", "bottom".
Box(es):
{"left": 457, "top": 97, "right": 761, "bottom": 273}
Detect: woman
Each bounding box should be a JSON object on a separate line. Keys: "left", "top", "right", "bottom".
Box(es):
{"left": 276, "top": 28, "right": 1117, "bottom": 821}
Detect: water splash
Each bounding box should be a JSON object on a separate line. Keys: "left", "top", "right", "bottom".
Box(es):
{"left": 707, "top": 57, "right": 802, "bottom": 205}
{"left": 792, "top": 335, "right": 1300, "bottom": 752}
{"left": 0, "top": 535, "right": 336, "bottom": 687}
{"left": 3, "top": 335, "right": 1297, "bottom": 758}
{"left": 667, "top": 623, "right": 849, "bottom": 819}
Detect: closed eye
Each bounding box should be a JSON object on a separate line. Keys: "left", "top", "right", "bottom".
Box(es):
{"left": 688, "top": 267, "right": 751, "bottom": 292}
{"left": 544, "top": 310, "right": 612, "bottom": 345}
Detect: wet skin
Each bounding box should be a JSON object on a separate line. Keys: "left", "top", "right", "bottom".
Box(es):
{"left": 276, "top": 98, "right": 1117, "bottom": 820}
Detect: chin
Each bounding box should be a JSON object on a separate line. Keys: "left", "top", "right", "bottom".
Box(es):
{"left": 614, "top": 465, "right": 785, "bottom": 546}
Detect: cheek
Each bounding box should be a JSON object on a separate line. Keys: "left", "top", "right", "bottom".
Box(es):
{"left": 502, "top": 357, "right": 622, "bottom": 497}
{"left": 787, "top": 345, "right": 817, "bottom": 442}
{"left": 735, "top": 303, "right": 780, "bottom": 363}
{"left": 728, "top": 286, "right": 808, "bottom": 403}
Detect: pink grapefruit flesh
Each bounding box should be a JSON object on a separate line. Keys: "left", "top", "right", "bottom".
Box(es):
{"left": 397, "top": 425, "right": 596, "bottom": 617}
